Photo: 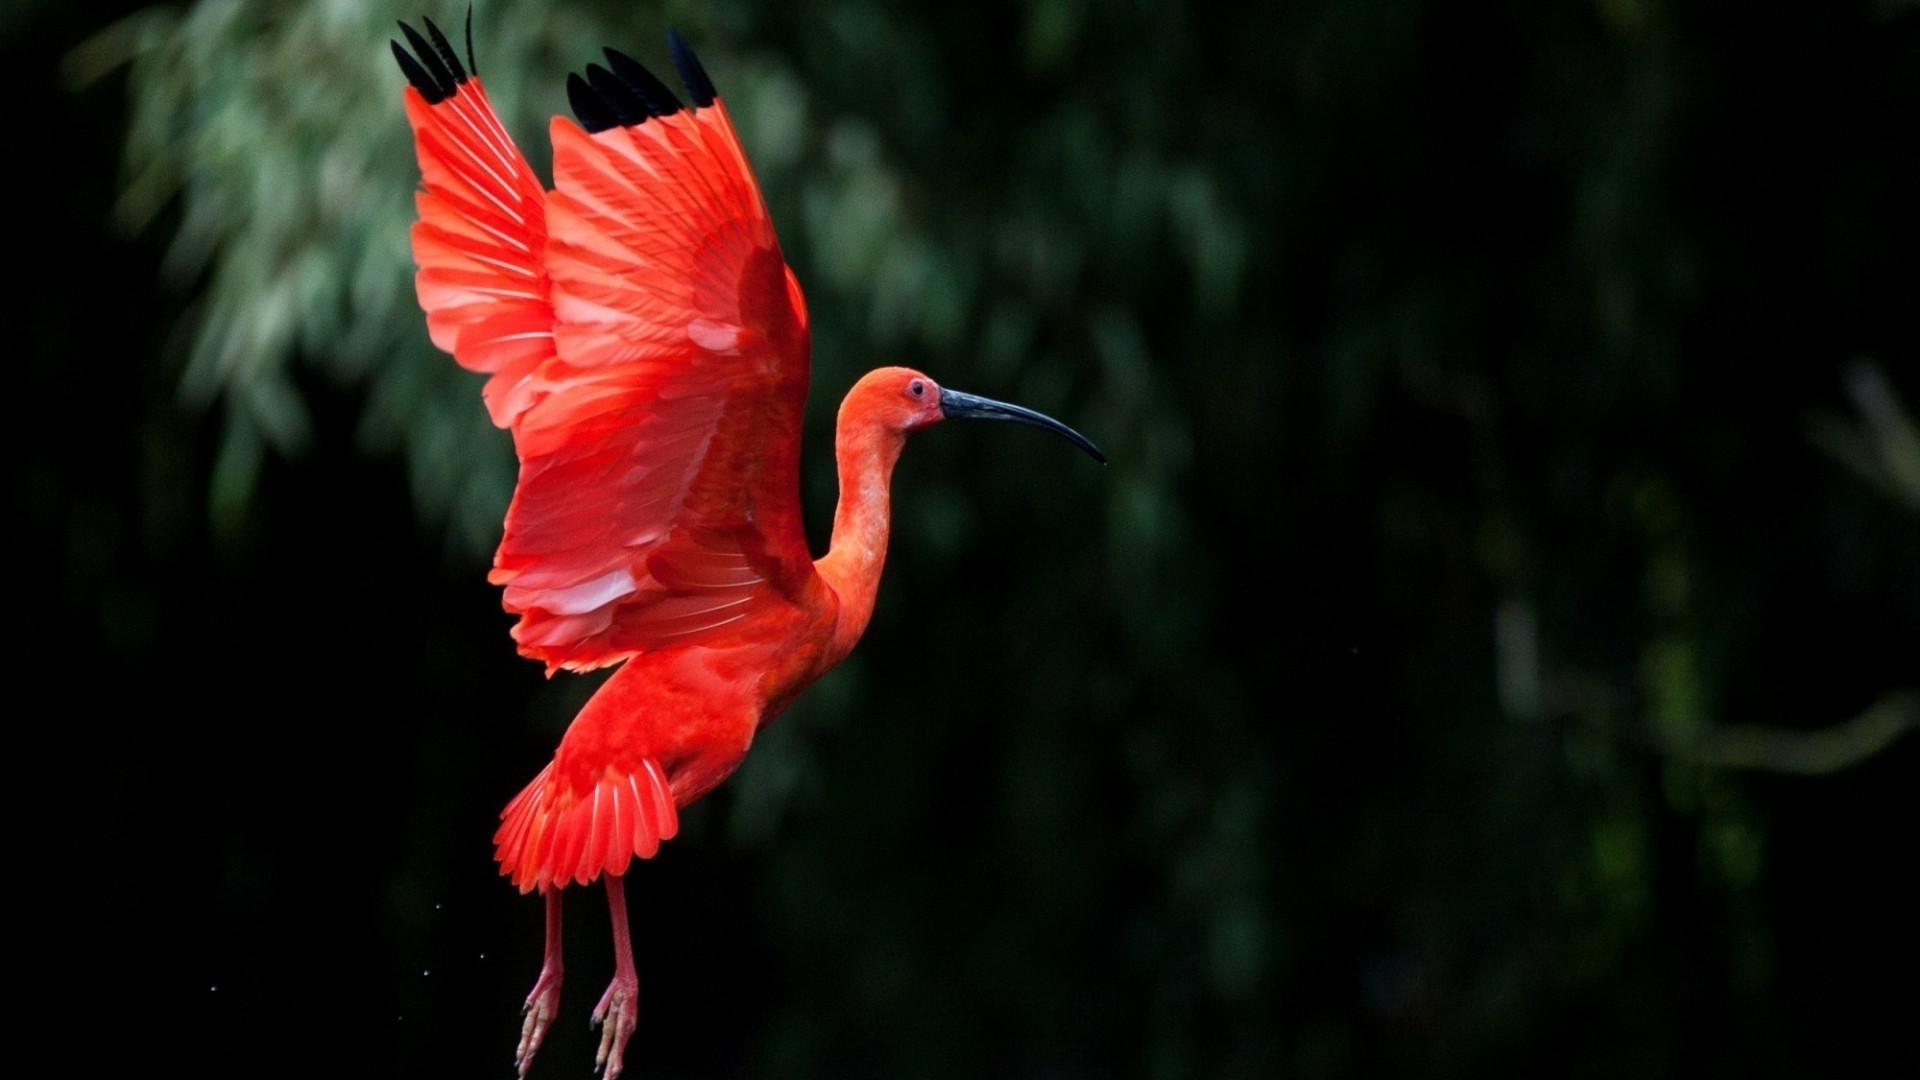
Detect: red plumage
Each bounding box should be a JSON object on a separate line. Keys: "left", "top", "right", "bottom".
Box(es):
{"left": 394, "top": 18, "right": 1100, "bottom": 1078}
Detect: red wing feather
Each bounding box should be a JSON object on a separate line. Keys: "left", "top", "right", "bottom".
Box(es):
{"left": 403, "top": 44, "right": 815, "bottom": 673}
{"left": 490, "top": 102, "right": 813, "bottom": 672}
{"left": 402, "top": 83, "right": 554, "bottom": 427}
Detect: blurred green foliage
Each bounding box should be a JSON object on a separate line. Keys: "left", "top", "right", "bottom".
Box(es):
{"left": 23, "top": 0, "right": 1918, "bottom": 1076}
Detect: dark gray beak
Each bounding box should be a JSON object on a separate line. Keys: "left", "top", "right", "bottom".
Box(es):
{"left": 938, "top": 389, "right": 1107, "bottom": 464}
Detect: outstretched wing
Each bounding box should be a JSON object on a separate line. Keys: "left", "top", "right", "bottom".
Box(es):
{"left": 393, "top": 18, "right": 554, "bottom": 427}
{"left": 397, "top": 24, "right": 814, "bottom": 673}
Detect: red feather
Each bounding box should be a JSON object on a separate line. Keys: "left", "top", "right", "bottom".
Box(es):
{"left": 395, "top": 22, "right": 1099, "bottom": 1078}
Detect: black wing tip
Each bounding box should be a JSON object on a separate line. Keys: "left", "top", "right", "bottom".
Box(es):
{"left": 605, "top": 48, "right": 685, "bottom": 118}
{"left": 567, "top": 72, "right": 620, "bottom": 133}
{"left": 584, "top": 63, "right": 650, "bottom": 128}
{"left": 668, "top": 28, "right": 718, "bottom": 108}
{"left": 464, "top": 6, "right": 477, "bottom": 77}
{"left": 566, "top": 30, "right": 718, "bottom": 132}
{"left": 392, "top": 15, "right": 473, "bottom": 103}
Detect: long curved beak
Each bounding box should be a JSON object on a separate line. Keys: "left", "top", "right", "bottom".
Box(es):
{"left": 939, "top": 388, "right": 1107, "bottom": 464}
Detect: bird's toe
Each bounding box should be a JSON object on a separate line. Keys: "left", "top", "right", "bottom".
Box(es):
{"left": 590, "top": 978, "right": 639, "bottom": 1079}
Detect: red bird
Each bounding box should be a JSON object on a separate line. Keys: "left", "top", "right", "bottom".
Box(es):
{"left": 392, "top": 16, "right": 1102, "bottom": 1079}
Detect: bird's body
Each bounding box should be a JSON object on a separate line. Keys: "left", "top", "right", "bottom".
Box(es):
{"left": 497, "top": 561, "right": 844, "bottom": 891}
{"left": 393, "top": 17, "right": 1100, "bottom": 1078}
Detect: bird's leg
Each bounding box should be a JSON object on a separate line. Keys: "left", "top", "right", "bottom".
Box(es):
{"left": 590, "top": 873, "right": 640, "bottom": 1079}
{"left": 516, "top": 886, "right": 564, "bottom": 1077}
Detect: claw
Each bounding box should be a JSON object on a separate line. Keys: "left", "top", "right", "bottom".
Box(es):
{"left": 516, "top": 966, "right": 563, "bottom": 1076}
{"left": 589, "top": 975, "right": 639, "bottom": 1080}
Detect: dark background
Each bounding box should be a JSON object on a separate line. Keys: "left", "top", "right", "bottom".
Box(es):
{"left": 13, "top": 1, "right": 1918, "bottom": 1077}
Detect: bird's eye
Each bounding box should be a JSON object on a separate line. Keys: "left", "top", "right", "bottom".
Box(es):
{"left": 909, "top": 380, "right": 926, "bottom": 398}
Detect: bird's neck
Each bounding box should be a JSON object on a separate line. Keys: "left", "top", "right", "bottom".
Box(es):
{"left": 813, "top": 419, "right": 907, "bottom": 667}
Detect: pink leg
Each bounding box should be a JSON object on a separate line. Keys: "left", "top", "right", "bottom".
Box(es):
{"left": 590, "top": 874, "right": 640, "bottom": 1079}
{"left": 516, "top": 887, "right": 564, "bottom": 1077}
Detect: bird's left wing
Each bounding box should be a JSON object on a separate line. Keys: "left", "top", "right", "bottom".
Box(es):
{"left": 394, "top": 18, "right": 555, "bottom": 426}
{"left": 489, "top": 34, "right": 815, "bottom": 672}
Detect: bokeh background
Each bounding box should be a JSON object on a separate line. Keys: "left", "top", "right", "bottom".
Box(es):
{"left": 15, "top": 0, "right": 1918, "bottom": 1077}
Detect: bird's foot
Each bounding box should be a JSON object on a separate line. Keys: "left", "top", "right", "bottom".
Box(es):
{"left": 516, "top": 964, "right": 564, "bottom": 1077}
{"left": 589, "top": 973, "right": 639, "bottom": 1079}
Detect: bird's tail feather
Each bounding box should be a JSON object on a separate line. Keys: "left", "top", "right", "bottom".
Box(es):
{"left": 493, "top": 759, "right": 680, "bottom": 892}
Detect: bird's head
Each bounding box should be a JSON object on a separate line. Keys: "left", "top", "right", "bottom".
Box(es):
{"left": 846, "top": 366, "right": 1105, "bottom": 462}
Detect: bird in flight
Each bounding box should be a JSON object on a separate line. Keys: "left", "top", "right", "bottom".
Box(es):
{"left": 393, "top": 14, "right": 1103, "bottom": 1078}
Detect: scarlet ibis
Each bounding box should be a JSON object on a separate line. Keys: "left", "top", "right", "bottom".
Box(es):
{"left": 392, "top": 16, "right": 1102, "bottom": 1078}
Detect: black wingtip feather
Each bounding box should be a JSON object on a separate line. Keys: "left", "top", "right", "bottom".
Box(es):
{"left": 392, "top": 41, "right": 437, "bottom": 100}
{"left": 565, "top": 30, "right": 718, "bottom": 132}
{"left": 422, "top": 16, "right": 467, "bottom": 83}
{"left": 667, "top": 28, "right": 717, "bottom": 107}
{"left": 393, "top": 19, "right": 464, "bottom": 103}
{"left": 567, "top": 72, "right": 620, "bottom": 133}
{"left": 464, "top": 6, "right": 477, "bottom": 76}
{"left": 605, "top": 48, "right": 684, "bottom": 117}
{"left": 585, "top": 63, "right": 649, "bottom": 127}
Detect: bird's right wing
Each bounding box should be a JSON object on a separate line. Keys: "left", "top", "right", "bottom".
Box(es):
{"left": 399, "top": 25, "right": 815, "bottom": 673}
{"left": 488, "top": 35, "right": 816, "bottom": 673}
